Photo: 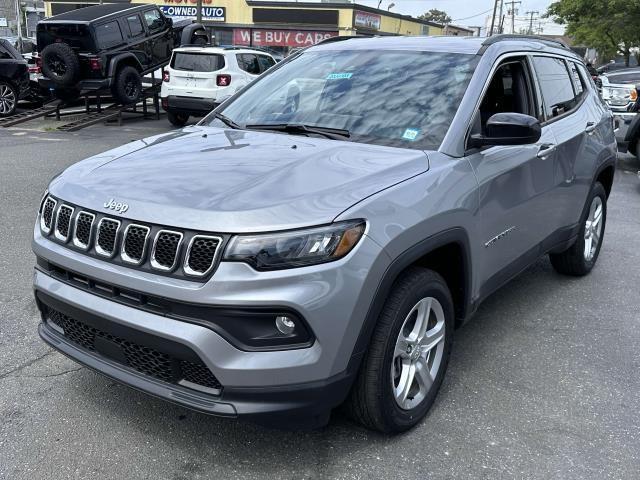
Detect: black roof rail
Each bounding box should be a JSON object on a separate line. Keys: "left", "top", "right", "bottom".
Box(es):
{"left": 315, "top": 34, "right": 374, "bottom": 46}
{"left": 482, "top": 34, "right": 569, "bottom": 50}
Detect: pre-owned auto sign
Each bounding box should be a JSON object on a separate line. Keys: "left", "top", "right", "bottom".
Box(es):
{"left": 233, "top": 29, "right": 337, "bottom": 47}
{"left": 160, "top": 5, "right": 225, "bottom": 22}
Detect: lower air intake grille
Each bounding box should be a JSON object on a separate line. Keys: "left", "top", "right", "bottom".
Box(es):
{"left": 186, "top": 236, "right": 221, "bottom": 276}
{"left": 46, "top": 308, "right": 222, "bottom": 393}
{"left": 96, "top": 219, "right": 119, "bottom": 256}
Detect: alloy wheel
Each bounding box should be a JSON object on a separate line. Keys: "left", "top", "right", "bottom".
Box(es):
{"left": 584, "top": 196, "right": 603, "bottom": 261}
{"left": 0, "top": 84, "right": 16, "bottom": 115}
{"left": 391, "top": 297, "right": 446, "bottom": 410}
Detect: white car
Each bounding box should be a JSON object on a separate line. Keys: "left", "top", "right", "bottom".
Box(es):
{"left": 160, "top": 46, "right": 276, "bottom": 126}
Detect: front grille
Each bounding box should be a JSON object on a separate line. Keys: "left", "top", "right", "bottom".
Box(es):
{"left": 151, "top": 230, "right": 182, "bottom": 271}
{"left": 46, "top": 307, "right": 222, "bottom": 393}
{"left": 39, "top": 196, "right": 225, "bottom": 280}
{"left": 185, "top": 235, "right": 221, "bottom": 276}
{"left": 96, "top": 218, "right": 120, "bottom": 257}
{"left": 122, "top": 225, "right": 150, "bottom": 264}
{"left": 41, "top": 197, "right": 56, "bottom": 233}
{"left": 54, "top": 205, "right": 74, "bottom": 241}
{"left": 73, "top": 211, "right": 95, "bottom": 249}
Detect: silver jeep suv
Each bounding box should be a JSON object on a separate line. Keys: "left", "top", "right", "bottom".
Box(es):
{"left": 33, "top": 35, "right": 616, "bottom": 432}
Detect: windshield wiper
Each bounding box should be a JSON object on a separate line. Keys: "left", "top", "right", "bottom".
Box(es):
{"left": 211, "top": 112, "right": 242, "bottom": 130}
{"left": 244, "top": 123, "right": 351, "bottom": 141}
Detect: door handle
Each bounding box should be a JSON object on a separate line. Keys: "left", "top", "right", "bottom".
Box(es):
{"left": 537, "top": 144, "right": 557, "bottom": 159}
{"left": 585, "top": 122, "right": 597, "bottom": 134}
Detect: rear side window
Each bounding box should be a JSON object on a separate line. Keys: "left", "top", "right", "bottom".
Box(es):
{"left": 237, "top": 54, "right": 260, "bottom": 75}
{"left": 257, "top": 55, "right": 275, "bottom": 73}
{"left": 126, "top": 15, "right": 145, "bottom": 38}
{"left": 568, "top": 61, "right": 586, "bottom": 100}
{"left": 95, "top": 21, "right": 123, "bottom": 49}
{"left": 171, "top": 52, "right": 225, "bottom": 72}
{"left": 144, "top": 9, "right": 164, "bottom": 34}
{"left": 532, "top": 56, "right": 577, "bottom": 119}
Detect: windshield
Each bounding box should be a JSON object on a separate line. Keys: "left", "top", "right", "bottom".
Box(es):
{"left": 204, "top": 49, "right": 479, "bottom": 150}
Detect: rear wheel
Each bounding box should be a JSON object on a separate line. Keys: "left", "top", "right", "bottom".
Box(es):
{"left": 346, "top": 267, "right": 454, "bottom": 433}
{"left": 0, "top": 81, "right": 18, "bottom": 117}
{"left": 549, "top": 182, "right": 607, "bottom": 276}
{"left": 167, "top": 111, "right": 189, "bottom": 127}
{"left": 111, "top": 66, "right": 142, "bottom": 105}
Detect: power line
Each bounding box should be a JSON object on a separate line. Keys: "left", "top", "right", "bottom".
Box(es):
{"left": 452, "top": 7, "right": 494, "bottom": 22}
{"left": 525, "top": 10, "right": 539, "bottom": 35}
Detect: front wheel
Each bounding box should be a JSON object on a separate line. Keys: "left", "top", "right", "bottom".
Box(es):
{"left": 549, "top": 181, "right": 607, "bottom": 276}
{"left": 345, "top": 267, "right": 454, "bottom": 433}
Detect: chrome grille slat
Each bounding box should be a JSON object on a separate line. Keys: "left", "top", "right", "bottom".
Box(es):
{"left": 54, "top": 205, "right": 74, "bottom": 242}
{"left": 95, "top": 218, "right": 121, "bottom": 257}
{"left": 40, "top": 197, "right": 57, "bottom": 234}
{"left": 150, "top": 230, "right": 183, "bottom": 271}
{"left": 72, "top": 211, "right": 95, "bottom": 250}
{"left": 184, "top": 235, "right": 222, "bottom": 277}
{"left": 121, "top": 224, "right": 150, "bottom": 265}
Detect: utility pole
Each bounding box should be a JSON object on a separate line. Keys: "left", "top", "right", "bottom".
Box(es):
{"left": 196, "top": 0, "right": 202, "bottom": 22}
{"left": 498, "top": 0, "right": 503, "bottom": 33}
{"left": 505, "top": 0, "right": 521, "bottom": 34}
{"left": 525, "top": 10, "right": 539, "bottom": 35}
{"left": 489, "top": 0, "right": 499, "bottom": 36}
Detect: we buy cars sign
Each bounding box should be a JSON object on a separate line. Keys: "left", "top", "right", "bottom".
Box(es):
{"left": 233, "top": 29, "right": 338, "bottom": 47}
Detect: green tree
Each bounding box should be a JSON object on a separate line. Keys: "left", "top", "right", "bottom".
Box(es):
{"left": 418, "top": 8, "right": 452, "bottom": 25}
{"left": 546, "top": 0, "right": 640, "bottom": 66}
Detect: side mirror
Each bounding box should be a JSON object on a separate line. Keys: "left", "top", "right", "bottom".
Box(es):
{"left": 470, "top": 112, "right": 541, "bottom": 148}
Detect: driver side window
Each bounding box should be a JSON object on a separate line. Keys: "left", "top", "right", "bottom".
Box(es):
{"left": 472, "top": 58, "right": 537, "bottom": 136}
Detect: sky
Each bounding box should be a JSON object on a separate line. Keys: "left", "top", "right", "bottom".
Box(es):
{"left": 352, "top": 0, "right": 566, "bottom": 34}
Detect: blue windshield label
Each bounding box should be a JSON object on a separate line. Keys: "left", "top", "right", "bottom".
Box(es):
{"left": 402, "top": 128, "right": 420, "bottom": 141}
{"left": 326, "top": 72, "right": 353, "bottom": 80}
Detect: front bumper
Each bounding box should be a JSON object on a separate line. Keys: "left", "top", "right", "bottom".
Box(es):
{"left": 33, "top": 223, "right": 389, "bottom": 422}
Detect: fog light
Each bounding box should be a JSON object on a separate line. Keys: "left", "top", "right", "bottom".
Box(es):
{"left": 275, "top": 315, "right": 296, "bottom": 335}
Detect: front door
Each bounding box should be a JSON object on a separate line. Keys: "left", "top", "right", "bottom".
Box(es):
{"left": 143, "top": 9, "right": 172, "bottom": 68}
{"left": 465, "top": 57, "right": 558, "bottom": 295}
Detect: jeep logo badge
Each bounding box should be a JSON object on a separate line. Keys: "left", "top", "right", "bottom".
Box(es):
{"left": 103, "top": 198, "right": 129, "bottom": 214}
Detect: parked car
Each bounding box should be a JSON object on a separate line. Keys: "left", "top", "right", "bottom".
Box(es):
{"left": 33, "top": 35, "right": 616, "bottom": 433}
{"left": 0, "top": 38, "right": 30, "bottom": 116}
{"left": 161, "top": 46, "right": 276, "bottom": 126}
{"left": 599, "top": 68, "right": 640, "bottom": 148}
{"left": 36, "top": 3, "right": 206, "bottom": 104}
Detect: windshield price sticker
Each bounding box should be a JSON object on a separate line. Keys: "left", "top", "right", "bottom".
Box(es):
{"left": 326, "top": 72, "right": 353, "bottom": 80}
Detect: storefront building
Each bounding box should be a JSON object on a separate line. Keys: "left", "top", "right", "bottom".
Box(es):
{"left": 43, "top": 0, "right": 458, "bottom": 55}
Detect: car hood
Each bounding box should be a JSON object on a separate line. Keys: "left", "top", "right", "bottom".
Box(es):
{"left": 50, "top": 126, "right": 430, "bottom": 233}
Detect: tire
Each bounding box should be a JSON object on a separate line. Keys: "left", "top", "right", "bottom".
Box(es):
{"left": 167, "top": 111, "right": 189, "bottom": 127}
{"left": 549, "top": 182, "right": 607, "bottom": 276}
{"left": 41, "top": 43, "right": 80, "bottom": 86}
{"left": 345, "top": 267, "right": 454, "bottom": 433}
{"left": 0, "top": 81, "right": 18, "bottom": 117}
{"left": 111, "top": 66, "right": 142, "bottom": 105}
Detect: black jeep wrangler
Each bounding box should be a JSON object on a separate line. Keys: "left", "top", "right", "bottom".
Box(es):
{"left": 37, "top": 4, "right": 207, "bottom": 104}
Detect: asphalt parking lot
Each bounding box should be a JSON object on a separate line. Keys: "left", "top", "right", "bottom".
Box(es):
{"left": 1, "top": 119, "right": 639, "bottom": 479}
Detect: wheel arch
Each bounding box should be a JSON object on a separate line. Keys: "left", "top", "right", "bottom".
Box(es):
{"left": 350, "top": 228, "right": 473, "bottom": 362}
{"left": 107, "top": 53, "right": 143, "bottom": 78}
{"left": 594, "top": 161, "right": 615, "bottom": 198}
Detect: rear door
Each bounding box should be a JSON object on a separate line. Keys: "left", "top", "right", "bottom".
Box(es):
{"left": 123, "top": 12, "right": 151, "bottom": 69}
{"left": 530, "top": 56, "right": 599, "bottom": 231}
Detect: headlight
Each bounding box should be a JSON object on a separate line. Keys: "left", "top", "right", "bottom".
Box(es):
{"left": 224, "top": 220, "right": 366, "bottom": 270}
